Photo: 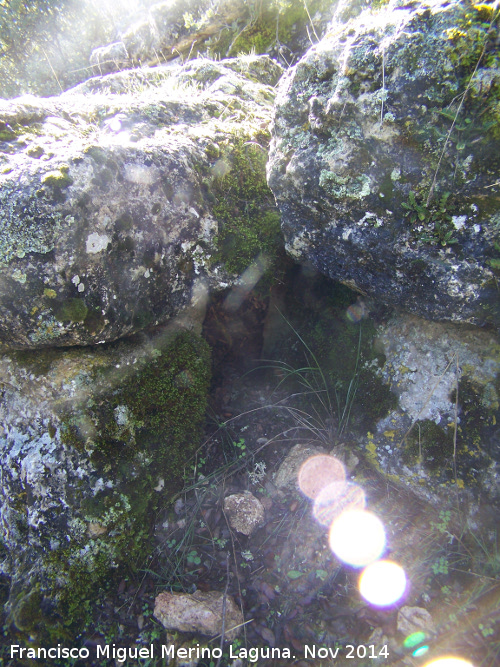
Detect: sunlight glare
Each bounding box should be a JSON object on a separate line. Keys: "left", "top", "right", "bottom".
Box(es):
{"left": 313, "top": 480, "right": 365, "bottom": 527}
{"left": 346, "top": 301, "right": 366, "bottom": 323}
{"left": 298, "top": 455, "right": 345, "bottom": 500}
{"left": 422, "top": 659, "right": 474, "bottom": 667}
{"left": 224, "top": 253, "right": 270, "bottom": 311}
{"left": 359, "top": 560, "right": 406, "bottom": 607}
{"left": 328, "top": 509, "right": 385, "bottom": 567}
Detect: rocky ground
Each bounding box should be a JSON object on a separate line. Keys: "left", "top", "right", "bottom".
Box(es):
{"left": 2, "top": 291, "right": 496, "bottom": 667}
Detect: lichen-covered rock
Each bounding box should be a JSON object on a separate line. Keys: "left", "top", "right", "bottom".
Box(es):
{"left": 268, "top": 0, "right": 500, "bottom": 328}
{"left": 367, "top": 312, "right": 500, "bottom": 499}
{"left": 154, "top": 590, "right": 243, "bottom": 640}
{"left": 223, "top": 490, "right": 265, "bottom": 535}
{"left": 0, "top": 326, "right": 211, "bottom": 639}
{"left": 0, "top": 55, "right": 282, "bottom": 349}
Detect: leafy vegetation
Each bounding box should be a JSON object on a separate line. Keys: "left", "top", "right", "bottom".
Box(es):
{"left": 403, "top": 190, "right": 459, "bottom": 246}
{"left": 446, "top": 2, "right": 500, "bottom": 141}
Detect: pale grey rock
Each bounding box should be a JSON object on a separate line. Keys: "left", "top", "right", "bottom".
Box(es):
{"left": 154, "top": 590, "right": 243, "bottom": 640}
{"left": 223, "top": 491, "right": 265, "bottom": 536}
{"left": 274, "top": 443, "right": 325, "bottom": 493}
{"left": 397, "top": 606, "right": 433, "bottom": 636}
{"left": 377, "top": 313, "right": 500, "bottom": 424}
{"left": 368, "top": 312, "right": 500, "bottom": 497}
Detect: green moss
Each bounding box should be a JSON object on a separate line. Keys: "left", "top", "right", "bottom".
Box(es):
{"left": 209, "top": 135, "right": 282, "bottom": 275}
{"left": 11, "top": 587, "right": 44, "bottom": 633}
{"left": 21, "top": 331, "right": 212, "bottom": 642}
{"left": 402, "top": 376, "right": 495, "bottom": 482}
{"left": 41, "top": 166, "right": 73, "bottom": 188}
{"left": 115, "top": 212, "right": 134, "bottom": 231}
{"left": 27, "top": 145, "right": 44, "bottom": 158}
{"left": 53, "top": 298, "right": 88, "bottom": 323}
{"left": 403, "top": 419, "right": 454, "bottom": 470}
{"left": 60, "top": 331, "right": 211, "bottom": 464}
{"left": 0, "top": 129, "right": 16, "bottom": 141}
{"left": 83, "top": 145, "right": 107, "bottom": 164}
{"left": 13, "top": 347, "right": 61, "bottom": 376}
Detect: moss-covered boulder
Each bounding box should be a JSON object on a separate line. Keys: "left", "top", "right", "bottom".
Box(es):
{"left": 268, "top": 0, "right": 500, "bottom": 327}
{"left": 0, "top": 326, "right": 210, "bottom": 641}
{"left": 0, "top": 55, "right": 282, "bottom": 349}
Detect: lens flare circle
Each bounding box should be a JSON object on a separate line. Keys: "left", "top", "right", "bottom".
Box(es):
{"left": 346, "top": 303, "right": 365, "bottom": 323}
{"left": 298, "top": 455, "right": 345, "bottom": 500}
{"left": 422, "top": 659, "right": 474, "bottom": 667}
{"left": 313, "top": 481, "right": 365, "bottom": 527}
{"left": 359, "top": 560, "right": 406, "bottom": 607}
{"left": 413, "top": 646, "right": 430, "bottom": 657}
{"left": 329, "top": 509, "right": 386, "bottom": 567}
{"left": 404, "top": 632, "right": 427, "bottom": 649}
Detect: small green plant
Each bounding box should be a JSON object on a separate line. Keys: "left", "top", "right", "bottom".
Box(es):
{"left": 233, "top": 437, "right": 246, "bottom": 458}
{"left": 431, "top": 510, "right": 453, "bottom": 536}
{"left": 403, "top": 191, "right": 458, "bottom": 246}
{"left": 446, "top": 2, "right": 500, "bottom": 141}
{"left": 183, "top": 11, "right": 196, "bottom": 29}
{"left": 432, "top": 556, "right": 450, "bottom": 575}
{"left": 186, "top": 549, "right": 202, "bottom": 566}
{"left": 231, "top": 637, "right": 243, "bottom": 653}
{"left": 286, "top": 569, "right": 305, "bottom": 579}
{"left": 479, "top": 622, "right": 495, "bottom": 638}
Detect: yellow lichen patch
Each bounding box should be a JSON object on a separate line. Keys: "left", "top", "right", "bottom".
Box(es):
{"left": 43, "top": 288, "right": 57, "bottom": 298}
{"left": 366, "top": 434, "right": 381, "bottom": 469}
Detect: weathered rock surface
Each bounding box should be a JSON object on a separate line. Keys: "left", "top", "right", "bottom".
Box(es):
{"left": 223, "top": 490, "right": 265, "bottom": 535}
{"left": 154, "top": 590, "right": 243, "bottom": 640}
{"left": 0, "top": 55, "right": 281, "bottom": 349}
{"left": 369, "top": 312, "right": 500, "bottom": 499}
{"left": 378, "top": 313, "right": 500, "bottom": 424}
{"left": 268, "top": 0, "right": 500, "bottom": 328}
{"left": 274, "top": 442, "right": 326, "bottom": 493}
{"left": 0, "top": 324, "right": 211, "bottom": 638}
{"left": 397, "top": 606, "right": 433, "bottom": 636}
